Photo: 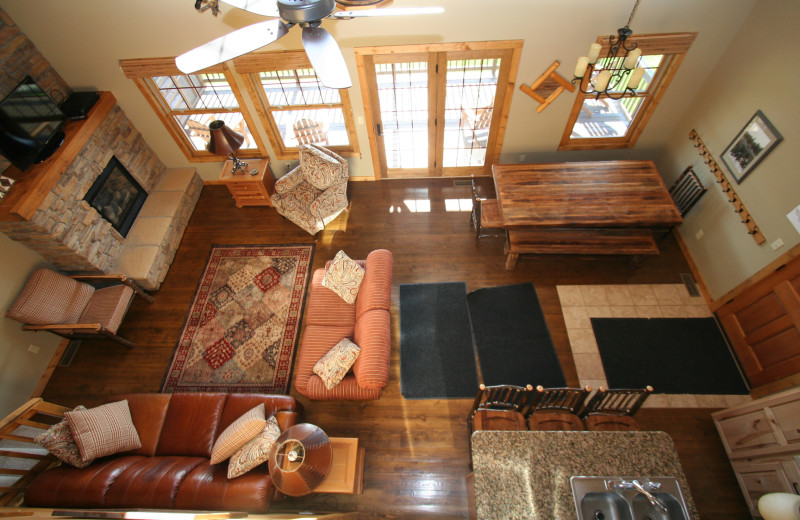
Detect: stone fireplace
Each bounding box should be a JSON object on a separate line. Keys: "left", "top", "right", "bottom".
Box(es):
{"left": 84, "top": 156, "right": 147, "bottom": 237}
{"left": 0, "top": 93, "right": 202, "bottom": 290}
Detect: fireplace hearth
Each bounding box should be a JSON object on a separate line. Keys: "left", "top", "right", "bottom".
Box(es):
{"left": 84, "top": 156, "right": 147, "bottom": 237}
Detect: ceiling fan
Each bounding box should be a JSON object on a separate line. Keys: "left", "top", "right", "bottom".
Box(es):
{"left": 176, "top": 0, "right": 444, "bottom": 89}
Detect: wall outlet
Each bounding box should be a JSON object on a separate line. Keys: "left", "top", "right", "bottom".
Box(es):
{"left": 771, "top": 238, "right": 784, "bottom": 251}
{"left": 518, "top": 154, "right": 526, "bottom": 163}
{"left": 695, "top": 229, "right": 704, "bottom": 240}
{"left": 28, "top": 344, "right": 40, "bottom": 354}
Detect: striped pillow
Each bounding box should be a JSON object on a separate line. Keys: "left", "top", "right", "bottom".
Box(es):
{"left": 210, "top": 403, "right": 266, "bottom": 465}
{"left": 65, "top": 400, "right": 142, "bottom": 463}
{"left": 227, "top": 416, "right": 281, "bottom": 479}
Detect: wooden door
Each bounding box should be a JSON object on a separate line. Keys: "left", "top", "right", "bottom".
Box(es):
{"left": 716, "top": 254, "right": 800, "bottom": 387}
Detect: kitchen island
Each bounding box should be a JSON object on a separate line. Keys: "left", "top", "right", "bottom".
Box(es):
{"left": 471, "top": 430, "right": 698, "bottom": 519}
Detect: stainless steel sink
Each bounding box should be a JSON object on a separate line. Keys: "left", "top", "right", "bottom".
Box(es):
{"left": 571, "top": 476, "right": 690, "bottom": 520}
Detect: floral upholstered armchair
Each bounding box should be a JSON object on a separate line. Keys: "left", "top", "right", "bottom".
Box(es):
{"left": 271, "top": 144, "right": 349, "bottom": 235}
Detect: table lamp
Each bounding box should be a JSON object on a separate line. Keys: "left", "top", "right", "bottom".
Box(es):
{"left": 758, "top": 493, "right": 800, "bottom": 520}
{"left": 207, "top": 120, "right": 248, "bottom": 175}
{"left": 268, "top": 423, "right": 332, "bottom": 497}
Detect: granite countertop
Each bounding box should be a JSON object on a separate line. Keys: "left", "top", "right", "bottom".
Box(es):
{"left": 471, "top": 430, "right": 698, "bottom": 520}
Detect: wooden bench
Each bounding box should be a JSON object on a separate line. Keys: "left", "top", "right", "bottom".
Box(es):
{"left": 504, "top": 228, "right": 660, "bottom": 270}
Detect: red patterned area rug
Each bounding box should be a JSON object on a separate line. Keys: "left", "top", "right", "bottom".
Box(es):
{"left": 161, "top": 244, "right": 314, "bottom": 394}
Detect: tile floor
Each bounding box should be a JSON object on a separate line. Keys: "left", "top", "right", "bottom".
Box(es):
{"left": 557, "top": 283, "right": 753, "bottom": 409}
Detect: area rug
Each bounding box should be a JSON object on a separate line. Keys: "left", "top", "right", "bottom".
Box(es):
{"left": 468, "top": 283, "right": 566, "bottom": 388}
{"left": 592, "top": 317, "right": 749, "bottom": 394}
{"left": 161, "top": 244, "right": 314, "bottom": 393}
{"left": 399, "top": 282, "right": 478, "bottom": 399}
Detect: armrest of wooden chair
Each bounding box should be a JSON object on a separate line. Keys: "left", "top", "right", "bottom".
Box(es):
{"left": 69, "top": 274, "right": 154, "bottom": 303}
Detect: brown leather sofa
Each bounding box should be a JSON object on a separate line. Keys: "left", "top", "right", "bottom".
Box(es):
{"left": 24, "top": 392, "right": 303, "bottom": 512}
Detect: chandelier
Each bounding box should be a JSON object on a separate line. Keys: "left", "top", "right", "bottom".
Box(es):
{"left": 572, "top": 0, "right": 646, "bottom": 99}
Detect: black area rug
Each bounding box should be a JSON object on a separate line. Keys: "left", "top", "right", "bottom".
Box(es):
{"left": 467, "top": 283, "right": 566, "bottom": 388}
{"left": 399, "top": 282, "right": 479, "bottom": 399}
{"left": 592, "top": 317, "right": 749, "bottom": 394}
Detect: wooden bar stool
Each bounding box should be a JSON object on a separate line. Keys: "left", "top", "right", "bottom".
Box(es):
{"left": 527, "top": 385, "right": 591, "bottom": 431}
{"left": 580, "top": 386, "right": 653, "bottom": 432}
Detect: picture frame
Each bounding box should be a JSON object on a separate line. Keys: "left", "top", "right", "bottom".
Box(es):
{"left": 720, "top": 110, "right": 783, "bottom": 183}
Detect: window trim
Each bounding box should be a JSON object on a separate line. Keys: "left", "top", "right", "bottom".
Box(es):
{"left": 234, "top": 51, "right": 360, "bottom": 160}
{"left": 119, "top": 58, "right": 267, "bottom": 162}
{"left": 559, "top": 32, "right": 696, "bottom": 151}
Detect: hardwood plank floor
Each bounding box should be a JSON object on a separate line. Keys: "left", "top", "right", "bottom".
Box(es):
{"left": 39, "top": 179, "right": 749, "bottom": 519}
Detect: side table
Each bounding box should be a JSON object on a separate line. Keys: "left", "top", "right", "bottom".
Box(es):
{"left": 315, "top": 437, "right": 365, "bottom": 494}
{"left": 219, "top": 158, "right": 275, "bottom": 208}
{"left": 268, "top": 423, "right": 333, "bottom": 497}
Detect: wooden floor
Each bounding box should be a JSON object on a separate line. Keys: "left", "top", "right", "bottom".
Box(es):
{"left": 40, "top": 179, "right": 750, "bottom": 519}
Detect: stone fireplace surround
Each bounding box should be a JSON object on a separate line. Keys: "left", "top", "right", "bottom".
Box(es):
{"left": 0, "top": 92, "right": 201, "bottom": 291}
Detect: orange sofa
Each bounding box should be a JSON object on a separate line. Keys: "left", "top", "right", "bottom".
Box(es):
{"left": 294, "top": 249, "right": 393, "bottom": 400}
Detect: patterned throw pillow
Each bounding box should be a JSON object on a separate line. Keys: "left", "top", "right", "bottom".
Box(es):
{"left": 34, "top": 405, "right": 93, "bottom": 468}
{"left": 313, "top": 338, "right": 361, "bottom": 390}
{"left": 210, "top": 403, "right": 267, "bottom": 465}
{"left": 227, "top": 416, "right": 281, "bottom": 479}
{"left": 65, "top": 400, "right": 142, "bottom": 463}
{"left": 322, "top": 250, "right": 365, "bottom": 304}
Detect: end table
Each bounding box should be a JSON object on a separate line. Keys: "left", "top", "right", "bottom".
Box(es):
{"left": 219, "top": 158, "right": 275, "bottom": 208}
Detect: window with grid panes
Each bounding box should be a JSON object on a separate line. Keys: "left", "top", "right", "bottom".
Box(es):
{"left": 235, "top": 52, "right": 359, "bottom": 160}
{"left": 119, "top": 58, "right": 265, "bottom": 161}
{"left": 559, "top": 33, "right": 695, "bottom": 150}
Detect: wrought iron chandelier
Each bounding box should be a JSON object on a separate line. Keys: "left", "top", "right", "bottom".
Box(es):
{"left": 572, "top": 0, "right": 646, "bottom": 99}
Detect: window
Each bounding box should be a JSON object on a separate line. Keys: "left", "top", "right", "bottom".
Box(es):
{"left": 119, "top": 58, "right": 265, "bottom": 161}
{"left": 119, "top": 53, "right": 359, "bottom": 162}
{"left": 235, "top": 52, "right": 359, "bottom": 160}
{"left": 559, "top": 33, "right": 695, "bottom": 150}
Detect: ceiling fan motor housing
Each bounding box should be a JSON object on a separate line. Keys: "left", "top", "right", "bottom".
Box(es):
{"left": 277, "top": 0, "right": 336, "bottom": 24}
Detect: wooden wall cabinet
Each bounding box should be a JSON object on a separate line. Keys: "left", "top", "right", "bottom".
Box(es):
{"left": 713, "top": 387, "right": 800, "bottom": 517}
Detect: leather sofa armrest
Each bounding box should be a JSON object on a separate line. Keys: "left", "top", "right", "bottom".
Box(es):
{"left": 273, "top": 410, "right": 301, "bottom": 431}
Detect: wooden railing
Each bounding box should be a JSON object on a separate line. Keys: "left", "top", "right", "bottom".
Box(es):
{"left": 0, "top": 398, "right": 69, "bottom": 506}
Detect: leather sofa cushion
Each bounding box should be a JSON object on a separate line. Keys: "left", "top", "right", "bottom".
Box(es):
{"left": 156, "top": 393, "right": 227, "bottom": 457}
{"left": 219, "top": 394, "right": 301, "bottom": 432}
{"left": 24, "top": 456, "right": 145, "bottom": 508}
{"left": 104, "top": 456, "right": 206, "bottom": 509}
{"left": 112, "top": 393, "right": 172, "bottom": 456}
{"left": 175, "top": 461, "right": 274, "bottom": 512}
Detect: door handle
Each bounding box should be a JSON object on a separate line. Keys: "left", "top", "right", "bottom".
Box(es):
{"left": 376, "top": 124, "right": 382, "bottom": 137}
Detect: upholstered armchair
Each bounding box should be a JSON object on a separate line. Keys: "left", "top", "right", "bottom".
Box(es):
{"left": 271, "top": 144, "right": 349, "bottom": 235}
{"left": 5, "top": 267, "right": 154, "bottom": 347}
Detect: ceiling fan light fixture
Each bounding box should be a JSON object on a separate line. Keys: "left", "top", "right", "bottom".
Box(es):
{"left": 277, "top": 0, "right": 336, "bottom": 24}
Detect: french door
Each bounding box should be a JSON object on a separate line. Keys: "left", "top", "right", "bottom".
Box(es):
{"left": 356, "top": 42, "right": 522, "bottom": 179}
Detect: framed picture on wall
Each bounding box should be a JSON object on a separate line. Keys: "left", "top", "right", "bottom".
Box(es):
{"left": 721, "top": 110, "right": 783, "bottom": 183}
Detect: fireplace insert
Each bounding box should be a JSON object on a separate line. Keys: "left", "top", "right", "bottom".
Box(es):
{"left": 84, "top": 156, "right": 147, "bottom": 237}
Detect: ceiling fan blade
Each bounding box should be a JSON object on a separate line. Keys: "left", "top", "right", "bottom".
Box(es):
{"left": 176, "top": 18, "right": 288, "bottom": 74}
{"left": 330, "top": 6, "right": 444, "bottom": 19}
{"left": 301, "top": 26, "right": 352, "bottom": 89}
{"left": 221, "top": 0, "right": 280, "bottom": 17}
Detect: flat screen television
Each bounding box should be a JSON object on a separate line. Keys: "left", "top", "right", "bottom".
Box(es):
{"left": 0, "top": 76, "right": 67, "bottom": 172}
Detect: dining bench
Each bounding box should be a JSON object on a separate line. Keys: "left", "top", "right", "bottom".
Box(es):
{"left": 504, "top": 228, "right": 660, "bottom": 269}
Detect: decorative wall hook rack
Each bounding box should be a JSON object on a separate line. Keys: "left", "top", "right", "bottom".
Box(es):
{"left": 519, "top": 61, "right": 576, "bottom": 113}
{"left": 688, "top": 129, "right": 765, "bottom": 244}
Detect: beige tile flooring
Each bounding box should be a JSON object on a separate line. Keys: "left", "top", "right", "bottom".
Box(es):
{"left": 557, "top": 284, "right": 753, "bottom": 409}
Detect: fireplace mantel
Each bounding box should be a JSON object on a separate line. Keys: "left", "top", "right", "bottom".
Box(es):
{"left": 0, "top": 91, "right": 116, "bottom": 222}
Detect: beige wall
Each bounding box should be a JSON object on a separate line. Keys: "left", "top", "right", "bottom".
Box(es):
{"left": 0, "top": 232, "right": 62, "bottom": 417}
{"left": 657, "top": 0, "right": 800, "bottom": 300}
{"left": 0, "top": 0, "right": 758, "bottom": 180}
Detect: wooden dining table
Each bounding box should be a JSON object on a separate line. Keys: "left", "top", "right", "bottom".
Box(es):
{"left": 491, "top": 160, "right": 683, "bottom": 269}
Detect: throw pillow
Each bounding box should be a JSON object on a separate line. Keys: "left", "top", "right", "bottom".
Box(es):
{"left": 210, "top": 403, "right": 267, "bottom": 465}
{"left": 227, "top": 416, "right": 281, "bottom": 479}
{"left": 313, "top": 338, "right": 361, "bottom": 390}
{"left": 65, "top": 400, "right": 142, "bottom": 462}
{"left": 322, "top": 250, "right": 365, "bottom": 304}
{"left": 34, "top": 405, "right": 93, "bottom": 468}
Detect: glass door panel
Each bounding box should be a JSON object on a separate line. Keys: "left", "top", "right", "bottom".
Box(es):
{"left": 375, "top": 61, "right": 429, "bottom": 170}
{"left": 443, "top": 58, "right": 501, "bottom": 168}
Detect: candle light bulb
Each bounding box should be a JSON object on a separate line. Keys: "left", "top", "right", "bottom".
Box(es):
{"left": 623, "top": 48, "right": 642, "bottom": 69}
{"left": 627, "top": 67, "right": 646, "bottom": 90}
{"left": 594, "top": 70, "right": 612, "bottom": 92}
{"left": 587, "top": 43, "right": 602, "bottom": 64}
{"left": 574, "top": 56, "right": 589, "bottom": 78}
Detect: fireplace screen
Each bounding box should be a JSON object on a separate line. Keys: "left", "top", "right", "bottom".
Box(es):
{"left": 84, "top": 157, "right": 147, "bottom": 237}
